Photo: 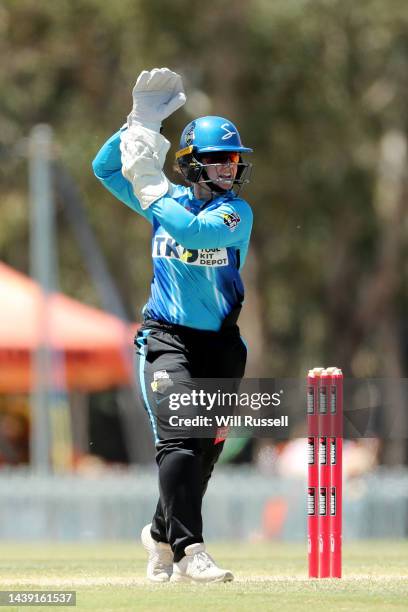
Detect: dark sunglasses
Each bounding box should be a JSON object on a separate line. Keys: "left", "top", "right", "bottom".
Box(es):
{"left": 199, "top": 151, "right": 240, "bottom": 165}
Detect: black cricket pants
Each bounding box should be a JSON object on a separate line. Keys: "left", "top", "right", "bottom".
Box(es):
{"left": 134, "top": 318, "right": 247, "bottom": 562}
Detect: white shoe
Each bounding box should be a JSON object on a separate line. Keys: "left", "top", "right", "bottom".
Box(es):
{"left": 141, "top": 523, "right": 173, "bottom": 582}
{"left": 170, "top": 543, "right": 234, "bottom": 583}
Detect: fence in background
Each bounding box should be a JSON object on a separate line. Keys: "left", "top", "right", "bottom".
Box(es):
{"left": 0, "top": 466, "right": 407, "bottom": 541}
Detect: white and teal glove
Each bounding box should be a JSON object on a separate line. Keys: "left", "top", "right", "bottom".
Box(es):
{"left": 120, "top": 126, "right": 172, "bottom": 209}
{"left": 121, "top": 67, "right": 186, "bottom": 210}
{"left": 127, "top": 67, "right": 186, "bottom": 132}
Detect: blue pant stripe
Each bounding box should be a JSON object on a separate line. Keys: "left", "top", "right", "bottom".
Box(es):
{"left": 137, "top": 329, "right": 159, "bottom": 445}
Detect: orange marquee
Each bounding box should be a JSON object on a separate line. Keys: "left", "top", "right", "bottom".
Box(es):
{"left": 0, "top": 262, "right": 137, "bottom": 392}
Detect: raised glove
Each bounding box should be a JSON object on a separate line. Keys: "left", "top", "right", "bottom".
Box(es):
{"left": 120, "top": 124, "right": 171, "bottom": 209}
{"left": 127, "top": 67, "right": 186, "bottom": 132}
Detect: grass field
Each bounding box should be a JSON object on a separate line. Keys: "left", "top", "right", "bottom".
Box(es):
{"left": 0, "top": 541, "right": 407, "bottom": 611}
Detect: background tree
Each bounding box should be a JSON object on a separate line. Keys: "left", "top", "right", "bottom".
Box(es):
{"left": 1, "top": 0, "right": 408, "bottom": 462}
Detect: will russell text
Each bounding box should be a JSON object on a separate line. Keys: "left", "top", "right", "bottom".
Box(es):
{"left": 168, "top": 415, "right": 289, "bottom": 427}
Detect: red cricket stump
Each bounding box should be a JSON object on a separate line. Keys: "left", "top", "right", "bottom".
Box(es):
{"left": 318, "top": 370, "right": 331, "bottom": 578}
{"left": 307, "top": 435, "right": 318, "bottom": 578}
{"left": 307, "top": 368, "right": 323, "bottom": 578}
{"left": 328, "top": 367, "right": 343, "bottom": 578}
{"left": 307, "top": 366, "right": 343, "bottom": 579}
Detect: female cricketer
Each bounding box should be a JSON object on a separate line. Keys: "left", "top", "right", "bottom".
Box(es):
{"left": 92, "top": 68, "right": 253, "bottom": 583}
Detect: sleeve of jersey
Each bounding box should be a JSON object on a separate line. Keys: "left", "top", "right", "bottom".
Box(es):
{"left": 92, "top": 129, "right": 153, "bottom": 223}
{"left": 150, "top": 197, "right": 253, "bottom": 249}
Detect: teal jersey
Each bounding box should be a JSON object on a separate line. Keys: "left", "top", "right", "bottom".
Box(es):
{"left": 92, "top": 129, "right": 253, "bottom": 331}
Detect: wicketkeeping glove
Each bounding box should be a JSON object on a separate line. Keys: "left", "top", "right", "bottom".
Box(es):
{"left": 127, "top": 67, "right": 186, "bottom": 132}
{"left": 120, "top": 125, "right": 171, "bottom": 210}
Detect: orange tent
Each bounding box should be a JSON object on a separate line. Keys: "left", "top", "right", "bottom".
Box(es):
{"left": 0, "top": 262, "right": 136, "bottom": 392}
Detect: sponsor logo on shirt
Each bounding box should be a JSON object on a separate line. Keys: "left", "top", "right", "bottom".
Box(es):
{"left": 153, "top": 236, "right": 229, "bottom": 267}
{"left": 223, "top": 211, "right": 241, "bottom": 232}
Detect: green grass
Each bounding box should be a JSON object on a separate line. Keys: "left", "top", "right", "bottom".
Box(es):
{"left": 0, "top": 541, "right": 407, "bottom": 611}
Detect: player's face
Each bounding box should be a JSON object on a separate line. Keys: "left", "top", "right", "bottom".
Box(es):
{"left": 200, "top": 152, "right": 239, "bottom": 190}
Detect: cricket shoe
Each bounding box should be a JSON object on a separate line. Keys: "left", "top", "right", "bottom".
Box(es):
{"left": 170, "top": 543, "right": 234, "bottom": 583}
{"left": 141, "top": 523, "right": 173, "bottom": 582}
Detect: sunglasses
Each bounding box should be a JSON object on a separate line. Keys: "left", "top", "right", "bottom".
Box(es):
{"left": 199, "top": 151, "right": 240, "bottom": 165}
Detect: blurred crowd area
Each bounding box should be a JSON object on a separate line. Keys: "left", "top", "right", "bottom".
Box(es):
{"left": 0, "top": 396, "right": 30, "bottom": 466}
{"left": 2, "top": 390, "right": 398, "bottom": 543}
{"left": 3, "top": 390, "right": 407, "bottom": 544}
{"left": 0, "top": 388, "right": 384, "bottom": 477}
{"left": 2, "top": 1, "right": 408, "bottom": 472}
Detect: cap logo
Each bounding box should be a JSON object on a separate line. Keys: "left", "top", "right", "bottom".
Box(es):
{"left": 221, "top": 123, "right": 236, "bottom": 141}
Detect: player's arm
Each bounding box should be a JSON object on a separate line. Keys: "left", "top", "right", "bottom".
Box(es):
{"left": 93, "top": 68, "right": 186, "bottom": 220}
{"left": 150, "top": 197, "right": 253, "bottom": 249}
{"left": 92, "top": 128, "right": 153, "bottom": 222}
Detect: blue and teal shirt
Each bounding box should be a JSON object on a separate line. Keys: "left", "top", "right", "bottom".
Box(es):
{"left": 92, "top": 128, "right": 253, "bottom": 331}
